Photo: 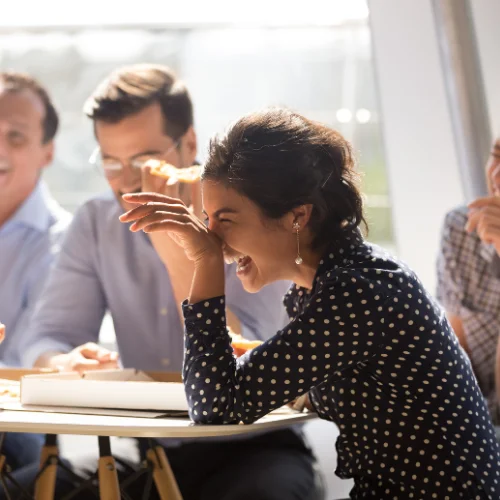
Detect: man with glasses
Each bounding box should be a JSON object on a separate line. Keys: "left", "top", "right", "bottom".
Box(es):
{"left": 11, "top": 64, "right": 323, "bottom": 500}
{"left": 0, "top": 72, "right": 70, "bottom": 470}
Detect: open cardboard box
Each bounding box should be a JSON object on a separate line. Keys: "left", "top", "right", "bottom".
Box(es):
{"left": 0, "top": 367, "right": 56, "bottom": 381}
{"left": 0, "top": 369, "right": 303, "bottom": 420}
{"left": 18, "top": 369, "right": 187, "bottom": 416}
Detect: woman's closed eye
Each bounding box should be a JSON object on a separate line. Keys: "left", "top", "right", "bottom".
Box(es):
{"left": 204, "top": 216, "right": 234, "bottom": 227}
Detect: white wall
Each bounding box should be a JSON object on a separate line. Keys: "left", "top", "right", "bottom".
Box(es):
{"left": 470, "top": 0, "right": 500, "bottom": 136}
{"left": 368, "top": 0, "right": 464, "bottom": 292}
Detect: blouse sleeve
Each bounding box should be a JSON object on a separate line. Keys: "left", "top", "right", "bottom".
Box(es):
{"left": 182, "top": 270, "right": 387, "bottom": 424}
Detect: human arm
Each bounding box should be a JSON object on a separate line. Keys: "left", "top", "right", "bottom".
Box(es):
{"left": 436, "top": 209, "right": 499, "bottom": 391}
{"left": 3, "top": 251, "right": 59, "bottom": 366}
{"left": 21, "top": 204, "right": 118, "bottom": 371}
{"left": 436, "top": 209, "right": 475, "bottom": 353}
{"left": 225, "top": 271, "right": 289, "bottom": 340}
{"left": 182, "top": 272, "right": 384, "bottom": 424}
{"left": 496, "top": 335, "right": 500, "bottom": 414}
{"left": 139, "top": 166, "right": 243, "bottom": 332}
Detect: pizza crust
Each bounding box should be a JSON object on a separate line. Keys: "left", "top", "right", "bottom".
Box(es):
{"left": 229, "top": 332, "right": 263, "bottom": 357}
{"left": 148, "top": 160, "right": 202, "bottom": 185}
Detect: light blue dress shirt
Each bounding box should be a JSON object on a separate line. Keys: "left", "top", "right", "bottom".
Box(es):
{"left": 0, "top": 181, "right": 71, "bottom": 366}
{"left": 23, "top": 191, "right": 290, "bottom": 373}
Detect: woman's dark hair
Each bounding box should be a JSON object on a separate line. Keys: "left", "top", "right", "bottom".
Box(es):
{"left": 203, "top": 108, "right": 367, "bottom": 250}
{"left": 84, "top": 64, "right": 193, "bottom": 141}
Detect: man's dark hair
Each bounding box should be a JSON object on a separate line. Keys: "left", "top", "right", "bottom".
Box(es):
{"left": 0, "top": 71, "right": 59, "bottom": 144}
{"left": 84, "top": 64, "right": 193, "bottom": 140}
{"left": 203, "top": 107, "right": 367, "bottom": 250}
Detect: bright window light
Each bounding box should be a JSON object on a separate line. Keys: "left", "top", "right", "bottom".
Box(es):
{"left": 336, "top": 108, "right": 353, "bottom": 123}
{"left": 0, "top": 0, "right": 368, "bottom": 28}
{"left": 356, "top": 108, "right": 371, "bottom": 123}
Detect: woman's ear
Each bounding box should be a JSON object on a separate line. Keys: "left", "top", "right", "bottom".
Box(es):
{"left": 288, "top": 204, "right": 313, "bottom": 231}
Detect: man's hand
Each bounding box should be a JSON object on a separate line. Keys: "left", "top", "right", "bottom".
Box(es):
{"left": 0, "top": 323, "right": 4, "bottom": 344}
{"left": 466, "top": 196, "right": 500, "bottom": 256}
{"left": 133, "top": 164, "right": 203, "bottom": 321}
{"left": 47, "top": 343, "right": 119, "bottom": 373}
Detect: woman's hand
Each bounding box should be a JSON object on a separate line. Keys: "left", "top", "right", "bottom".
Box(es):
{"left": 141, "top": 162, "right": 203, "bottom": 219}
{"left": 119, "top": 192, "right": 222, "bottom": 264}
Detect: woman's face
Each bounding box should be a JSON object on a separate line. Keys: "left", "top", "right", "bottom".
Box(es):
{"left": 202, "top": 180, "right": 297, "bottom": 293}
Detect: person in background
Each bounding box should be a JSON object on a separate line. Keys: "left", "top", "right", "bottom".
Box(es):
{"left": 122, "top": 107, "right": 500, "bottom": 499}
{"left": 7, "top": 65, "right": 323, "bottom": 500}
{"left": 496, "top": 333, "right": 500, "bottom": 430}
{"left": 437, "top": 136, "right": 500, "bottom": 424}
{"left": 0, "top": 72, "right": 71, "bottom": 471}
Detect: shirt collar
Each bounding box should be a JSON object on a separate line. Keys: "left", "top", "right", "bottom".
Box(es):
{"left": 5, "top": 181, "right": 55, "bottom": 233}
{"left": 313, "top": 227, "right": 365, "bottom": 284}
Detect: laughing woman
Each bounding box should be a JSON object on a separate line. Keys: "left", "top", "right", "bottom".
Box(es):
{"left": 120, "top": 108, "right": 500, "bottom": 500}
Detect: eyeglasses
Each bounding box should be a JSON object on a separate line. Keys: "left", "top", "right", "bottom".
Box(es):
{"left": 88, "top": 141, "right": 180, "bottom": 179}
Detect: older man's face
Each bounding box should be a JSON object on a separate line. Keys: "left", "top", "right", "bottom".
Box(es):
{"left": 0, "top": 87, "right": 53, "bottom": 222}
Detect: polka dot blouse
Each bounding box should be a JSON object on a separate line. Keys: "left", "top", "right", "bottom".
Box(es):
{"left": 182, "top": 230, "right": 500, "bottom": 499}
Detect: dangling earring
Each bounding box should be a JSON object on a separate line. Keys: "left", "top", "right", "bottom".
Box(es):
{"left": 293, "top": 221, "right": 303, "bottom": 265}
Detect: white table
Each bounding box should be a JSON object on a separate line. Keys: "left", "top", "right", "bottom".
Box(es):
{"left": 0, "top": 408, "right": 315, "bottom": 500}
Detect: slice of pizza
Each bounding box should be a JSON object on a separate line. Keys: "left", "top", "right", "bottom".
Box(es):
{"left": 148, "top": 160, "right": 202, "bottom": 185}
{"left": 229, "top": 332, "right": 263, "bottom": 357}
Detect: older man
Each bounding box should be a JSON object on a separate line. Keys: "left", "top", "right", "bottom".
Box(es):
{"left": 0, "top": 71, "right": 70, "bottom": 470}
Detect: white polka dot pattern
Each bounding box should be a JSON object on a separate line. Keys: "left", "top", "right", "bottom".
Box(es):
{"left": 182, "top": 231, "right": 500, "bottom": 499}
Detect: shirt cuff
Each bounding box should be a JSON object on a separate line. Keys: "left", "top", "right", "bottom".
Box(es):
{"left": 22, "top": 339, "right": 74, "bottom": 368}
{"left": 182, "top": 296, "right": 227, "bottom": 332}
